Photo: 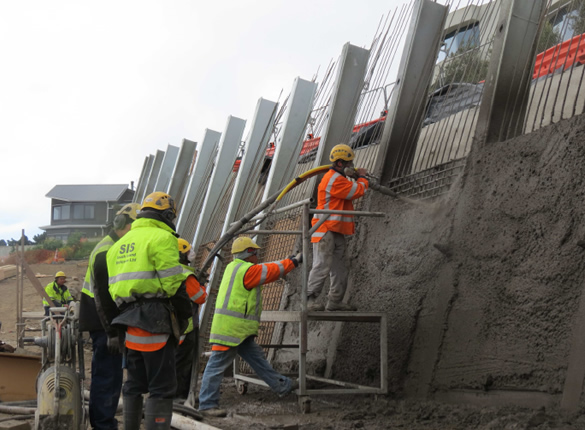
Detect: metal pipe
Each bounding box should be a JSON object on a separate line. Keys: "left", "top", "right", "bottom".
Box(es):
{"left": 308, "top": 214, "right": 331, "bottom": 236}
{"left": 309, "top": 209, "right": 385, "bottom": 217}
{"left": 250, "top": 230, "right": 302, "bottom": 235}
{"left": 300, "top": 203, "right": 310, "bottom": 396}
{"left": 0, "top": 405, "right": 36, "bottom": 415}
{"left": 231, "top": 198, "right": 313, "bottom": 226}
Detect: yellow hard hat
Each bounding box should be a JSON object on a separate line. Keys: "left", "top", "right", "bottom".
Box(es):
{"left": 116, "top": 203, "right": 141, "bottom": 220}
{"left": 330, "top": 144, "right": 354, "bottom": 162}
{"left": 231, "top": 237, "right": 260, "bottom": 254}
{"left": 55, "top": 271, "right": 66, "bottom": 278}
{"left": 178, "top": 238, "right": 192, "bottom": 254}
{"left": 142, "top": 192, "right": 177, "bottom": 216}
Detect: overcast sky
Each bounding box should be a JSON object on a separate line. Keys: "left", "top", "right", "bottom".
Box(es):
{"left": 0, "top": 0, "right": 411, "bottom": 242}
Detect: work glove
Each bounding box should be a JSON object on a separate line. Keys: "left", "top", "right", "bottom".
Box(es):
{"left": 289, "top": 253, "right": 303, "bottom": 267}
{"left": 196, "top": 271, "right": 209, "bottom": 286}
{"left": 106, "top": 333, "right": 121, "bottom": 355}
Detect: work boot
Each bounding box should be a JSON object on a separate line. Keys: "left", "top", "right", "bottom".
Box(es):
{"left": 199, "top": 407, "right": 228, "bottom": 418}
{"left": 326, "top": 300, "right": 357, "bottom": 311}
{"left": 279, "top": 378, "right": 299, "bottom": 397}
{"left": 123, "top": 395, "right": 144, "bottom": 430}
{"left": 144, "top": 398, "right": 173, "bottom": 430}
{"left": 307, "top": 296, "right": 324, "bottom": 311}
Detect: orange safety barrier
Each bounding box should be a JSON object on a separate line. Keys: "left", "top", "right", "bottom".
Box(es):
{"left": 533, "top": 32, "right": 585, "bottom": 80}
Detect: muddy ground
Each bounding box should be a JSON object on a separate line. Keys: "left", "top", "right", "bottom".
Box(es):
{"left": 3, "top": 263, "right": 585, "bottom": 428}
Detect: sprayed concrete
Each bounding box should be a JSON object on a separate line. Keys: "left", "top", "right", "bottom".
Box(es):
{"left": 275, "top": 112, "right": 585, "bottom": 411}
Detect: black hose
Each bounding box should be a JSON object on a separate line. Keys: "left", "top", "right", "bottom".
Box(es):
{"left": 172, "top": 403, "right": 203, "bottom": 421}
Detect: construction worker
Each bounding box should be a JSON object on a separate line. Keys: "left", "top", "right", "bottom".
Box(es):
{"left": 79, "top": 202, "right": 140, "bottom": 430}
{"left": 107, "top": 191, "right": 204, "bottom": 430}
{"left": 198, "top": 237, "right": 302, "bottom": 418}
{"left": 175, "top": 238, "right": 207, "bottom": 400}
{"left": 42, "top": 271, "right": 73, "bottom": 316}
{"left": 307, "top": 144, "right": 369, "bottom": 311}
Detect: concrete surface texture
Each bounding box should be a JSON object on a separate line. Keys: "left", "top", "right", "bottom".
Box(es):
{"left": 277, "top": 112, "right": 585, "bottom": 412}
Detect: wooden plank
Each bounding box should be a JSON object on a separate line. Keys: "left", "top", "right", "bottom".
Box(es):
{"left": 16, "top": 255, "right": 55, "bottom": 307}
{"left": 0, "top": 353, "right": 42, "bottom": 401}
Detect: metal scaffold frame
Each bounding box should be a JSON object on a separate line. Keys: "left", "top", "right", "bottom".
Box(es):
{"left": 232, "top": 201, "right": 388, "bottom": 413}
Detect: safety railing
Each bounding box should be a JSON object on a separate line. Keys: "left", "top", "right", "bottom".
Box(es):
{"left": 231, "top": 200, "right": 388, "bottom": 413}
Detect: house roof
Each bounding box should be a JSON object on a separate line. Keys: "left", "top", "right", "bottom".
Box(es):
{"left": 46, "top": 184, "right": 131, "bottom": 202}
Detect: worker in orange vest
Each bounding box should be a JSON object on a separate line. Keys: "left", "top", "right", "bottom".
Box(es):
{"left": 307, "top": 144, "right": 369, "bottom": 311}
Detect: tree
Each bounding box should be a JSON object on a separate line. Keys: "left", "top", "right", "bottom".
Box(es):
{"left": 537, "top": 20, "right": 562, "bottom": 54}
{"left": 7, "top": 235, "right": 33, "bottom": 246}
{"left": 33, "top": 231, "right": 47, "bottom": 244}
{"left": 569, "top": 0, "right": 585, "bottom": 36}
{"left": 0, "top": 240, "right": 6, "bottom": 246}
{"left": 435, "top": 43, "right": 490, "bottom": 90}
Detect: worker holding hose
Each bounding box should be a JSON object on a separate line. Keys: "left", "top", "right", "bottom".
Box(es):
{"left": 307, "top": 144, "right": 369, "bottom": 312}
{"left": 198, "top": 237, "right": 302, "bottom": 418}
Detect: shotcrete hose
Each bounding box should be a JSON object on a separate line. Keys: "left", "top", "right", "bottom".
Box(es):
{"left": 197, "top": 164, "right": 331, "bottom": 276}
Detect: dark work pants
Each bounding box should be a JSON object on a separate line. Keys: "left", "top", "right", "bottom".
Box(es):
{"left": 89, "top": 331, "right": 123, "bottom": 430}
{"left": 175, "top": 330, "right": 197, "bottom": 399}
{"left": 124, "top": 337, "right": 178, "bottom": 399}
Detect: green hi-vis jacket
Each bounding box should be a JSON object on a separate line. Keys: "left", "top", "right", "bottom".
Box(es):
{"left": 82, "top": 235, "right": 115, "bottom": 298}
{"left": 209, "top": 259, "right": 261, "bottom": 347}
{"left": 107, "top": 217, "right": 185, "bottom": 307}
{"left": 42, "top": 282, "right": 73, "bottom": 306}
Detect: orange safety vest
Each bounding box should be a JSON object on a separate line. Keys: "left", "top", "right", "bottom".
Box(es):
{"left": 311, "top": 169, "right": 368, "bottom": 243}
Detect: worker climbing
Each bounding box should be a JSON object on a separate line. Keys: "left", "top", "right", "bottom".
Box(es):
{"left": 198, "top": 236, "right": 302, "bottom": 418}
{"left": 42, "top": 271, "right": 74, "bottom": 316}
{"left": 107, "top": 191, "right": 206, "bottom": 430}
{"left": 307, "top": 143, "right": 369, "bottom": 312}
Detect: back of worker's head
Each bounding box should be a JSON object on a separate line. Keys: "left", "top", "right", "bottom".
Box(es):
{"left": 141, "top": 191, "right": 177, "bottom": 224}
{"left": 178, "top": 238, "right": 191, "bottom": 265}
{"left": 231, "top": 237, "right": 260, "bottom": 260}
{"left": 113, "top": 203, "right": 141, "bottom": 231}
{"left": 330, "top": 143, "right": 355, "bottom": 169}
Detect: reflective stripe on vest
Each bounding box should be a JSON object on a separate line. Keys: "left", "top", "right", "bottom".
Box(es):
{"left": 126, "top": 327, "right": 169, "bottom": 352}
{"left": 82, "top": 236, "right": 115, "bottom": 298}
{"left": 209, "top": 260, "right": 260, "bottom": 347}
{"left": 107, "top": 217, "right": 188, "bottom": 306}
{"left": 311, "top": 170, "right": 367, "bottom": 241}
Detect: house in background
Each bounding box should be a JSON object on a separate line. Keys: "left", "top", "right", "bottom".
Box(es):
{"left": 41, "top": 184, "right": 135, "bottom": 241}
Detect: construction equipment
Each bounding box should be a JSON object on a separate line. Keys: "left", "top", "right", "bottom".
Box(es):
{"left": 344, "top": 166, "right": 429, "bottom": 206}
{"left": 24, "top": 303, "right": 85, "bottom": 430}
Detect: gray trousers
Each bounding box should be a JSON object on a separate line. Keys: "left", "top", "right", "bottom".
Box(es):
{"left": 307, "top": 231, "right": 348, "bottom": 303}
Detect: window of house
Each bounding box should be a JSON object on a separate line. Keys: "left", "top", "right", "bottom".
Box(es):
{"left": 53, "top": 205, "right": 71, "bottom": 220}
{"left": 438, "top": 22, "right": 480, "bottom": 63}
{"left": 73, "top": 204, "right": 95, "bottom": 220}
{"left": 551, "top": 5, "right": 581, "bottom": 42}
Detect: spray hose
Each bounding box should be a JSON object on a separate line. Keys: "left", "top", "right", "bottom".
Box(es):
{"left": 197, "top": 164, "right": 332, "bottom": 276}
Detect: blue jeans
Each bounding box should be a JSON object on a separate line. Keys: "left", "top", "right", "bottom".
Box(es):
{"left": 199, "top": 336, "right": 292, "bottom": 410}
{"left": 89, "top": 331, "right": 123, "bottom": 430}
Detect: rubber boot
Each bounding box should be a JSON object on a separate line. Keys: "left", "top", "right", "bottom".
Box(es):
{"left": 144, "top": 398, "right": 174, "bottom": 430}
{"left": 123, "top": 395, "right": 144, "bottom": 430}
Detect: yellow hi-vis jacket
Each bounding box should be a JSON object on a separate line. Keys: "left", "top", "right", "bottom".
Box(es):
{"left": 209, "top": 259, "right": 258, "bottom": 347}
{"left": 107, "top": 217, "right": 185, "bottom": 306}
{"left": 42, "top": 282, "right": 73, "bottom": 307}
{"left": 82, "top": 235, "right": 115, "bottom": 298}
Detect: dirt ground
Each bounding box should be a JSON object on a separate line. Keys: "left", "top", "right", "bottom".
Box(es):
{"left": 2, "top": 261, "right": 585, "bottom": 429}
